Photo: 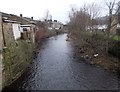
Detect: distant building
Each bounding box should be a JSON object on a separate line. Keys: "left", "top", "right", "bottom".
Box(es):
{"left": 87, "top": 25, "right": 107, "bottom": 32}
{"left": 97, "top": 25, "right": 107, "bottom": 31}
{"left": 47, "top": 20, "right": 63, "bottom": 30}
{"left": 52, "top": 20, "right": 63, "bottom": 30}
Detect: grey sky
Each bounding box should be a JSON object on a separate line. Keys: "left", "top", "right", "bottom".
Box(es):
{"left": 0, "top": 0, "right": 118, "bottom": 24}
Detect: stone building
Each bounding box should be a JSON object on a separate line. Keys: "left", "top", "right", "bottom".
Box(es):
{"left": 0, "top": 12, "right": 38, "bottom": 90}
{"left": 2, "top": 13, "right": 37, "bottom": 44}
{"left": 47, "top": 20, "right": 63, "bottom": 30}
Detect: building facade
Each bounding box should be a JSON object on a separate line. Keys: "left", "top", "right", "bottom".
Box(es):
{"left": 0, "top": 12, "right": 37, "bottom": 90}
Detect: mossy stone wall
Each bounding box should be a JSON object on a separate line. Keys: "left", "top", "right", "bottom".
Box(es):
{"left": 2, "top": 22, "right": 34, "bottom": 87}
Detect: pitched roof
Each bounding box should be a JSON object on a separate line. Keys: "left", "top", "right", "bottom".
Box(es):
{"left": 1, "top": 12, "right": 36, "bottom": 25}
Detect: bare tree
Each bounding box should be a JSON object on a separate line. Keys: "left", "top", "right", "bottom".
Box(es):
{"left": 44, "top": 10, "right": 52, "bottom": 21}
{"left": 43, "top": 10, "right": 53, "bottom": 30}
{"left": 104, "top": 0, "right": 120, "bottom": 54}
{"left": 86, "top": 3, "right": 101, "bottom": 32}
{"left": 118, "top": 1, "right": 120, "bottom": 23}
{"left": 69, "top": 3, "right": 102, "bottom": 35}
{"left": 105, "top": 0, "right": 120, "bottom": 34}
{"left": 69, "top": 7, "right": 90, "bottom": 32}
{"left": 105, "top": 0, "right": 116, "bottom": 34}
{"left": 88, "top": 3, "right": 101, "bottom": 19}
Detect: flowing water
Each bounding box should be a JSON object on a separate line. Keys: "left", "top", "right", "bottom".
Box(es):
{"left": 3, "top": 34, "right": 119, "bottom": 90}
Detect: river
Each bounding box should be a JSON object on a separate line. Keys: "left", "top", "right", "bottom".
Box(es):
{"left": 3, "top": 34, "right": 119, "bottom": 90}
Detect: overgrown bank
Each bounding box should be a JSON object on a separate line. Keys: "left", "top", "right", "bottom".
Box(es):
{"left": 68, "top": 32, "right": 120, "bottom": 73}
{"left": 67, "top": 2, "right": 120, "bottom": 73}
{"left": 3, "top": 40, "right": 34, "bottom": 87}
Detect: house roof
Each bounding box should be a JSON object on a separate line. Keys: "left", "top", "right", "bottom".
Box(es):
{"left": 3, "top": 20, "right": 20, "bottom": 23}
{"left": 0, "top": 12, "right": 36, "bottom": 25}
{"left": 20, "top": 25, "right": 32, "bottom": 27}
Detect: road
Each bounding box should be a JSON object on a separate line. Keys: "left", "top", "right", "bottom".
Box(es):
{"left": 3, "top": 34, "right": 119, "bottom": 90}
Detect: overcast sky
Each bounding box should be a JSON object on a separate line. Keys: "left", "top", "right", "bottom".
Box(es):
{"left": 0, "top": 0, "right": 118, "bottom": 24}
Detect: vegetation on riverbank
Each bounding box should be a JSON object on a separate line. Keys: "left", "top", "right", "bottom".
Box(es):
{"left": 68, "top": 33, "right": 120, "bottom": 72}
{"left": 35, "top": 21, "right": 64, "bottom": 49}
{"left": 67, "top": 1, "right": 120, "bottom": 73}
{"left": 3, "top": 39, "right": 34, "bottom": 87}
{"left": 113, "top": 35, "right": 120, "bottom": 41}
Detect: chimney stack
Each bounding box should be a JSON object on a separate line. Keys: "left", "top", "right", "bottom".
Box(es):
{"left": 20, "top": 14, "right": 23, "bottom": 17}
{"left": 31, "top": 17, "right": 33, "bottom": 20}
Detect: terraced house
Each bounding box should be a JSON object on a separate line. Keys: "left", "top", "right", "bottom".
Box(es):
{"left": 0, "top": 12, "right": 38, "bottom": 90}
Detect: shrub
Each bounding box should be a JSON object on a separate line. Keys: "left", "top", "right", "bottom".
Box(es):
{"left": 108, "top": 41, "right": 120, "bottom": 59}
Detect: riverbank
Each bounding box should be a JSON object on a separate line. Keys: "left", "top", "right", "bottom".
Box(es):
{"left": 2, "top": 39, "right": 34, "bottom": 89}
{"left": 2, "top": 34, "right": 64, "bottom": 91}
{"left": 1, "top": 59, "right": 35, "bottom": 91}
{"left": 67, "top": 34, "right": 120, "bottom": 74}
{"left": 2, "top": 32, "right": 65, "bottom": 91}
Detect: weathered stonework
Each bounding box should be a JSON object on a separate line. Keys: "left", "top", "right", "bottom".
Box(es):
{"left": 0, "top": 12, "right": 3, "bottom": 92}
{"left": 0, "top": 12, "right": 35, "bottom": 90}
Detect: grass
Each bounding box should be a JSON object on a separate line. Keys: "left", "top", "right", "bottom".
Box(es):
{"left": 113, "top": 35, "right": 120, "bottom": 41}
{"left": 3, "top": 39, "right": 33, "bottom": 86}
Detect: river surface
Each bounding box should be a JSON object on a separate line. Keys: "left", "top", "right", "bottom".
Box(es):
{"left": 4, "top": 34, "right": 119, "bottom": 90}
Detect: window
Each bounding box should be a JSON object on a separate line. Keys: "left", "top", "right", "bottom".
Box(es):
{"left": 23, "top": 28, "right": 27, "bottom": 31}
